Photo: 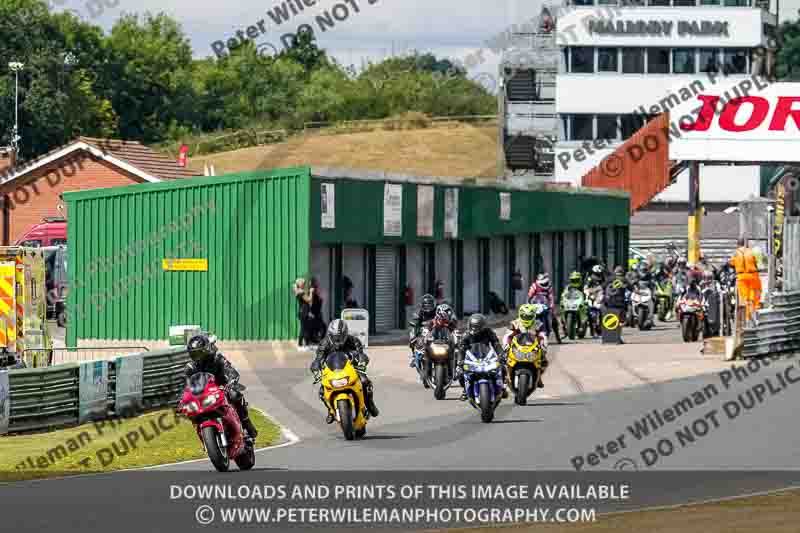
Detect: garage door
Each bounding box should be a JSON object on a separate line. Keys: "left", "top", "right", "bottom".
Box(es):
{"left": 490, "top": 238, "right": 506, "bottom": 300}
{"left": 374, "top": 247, "right": 398, "bottom": 332}
{"left": 310, "top": 245, "right": 332, "bottom": 322}
{"left": 514, "top": 235, "right": 530, "bottom": 307}
{"left": 435, "top": 241, "right": 453, "bottom": 304}
{"left": 463, "top": 240, "right": 480, "bottom": 314}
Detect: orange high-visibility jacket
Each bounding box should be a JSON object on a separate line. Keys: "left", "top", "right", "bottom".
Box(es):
{"left": 730, "top": 247, "right": 758, "bottom": 274}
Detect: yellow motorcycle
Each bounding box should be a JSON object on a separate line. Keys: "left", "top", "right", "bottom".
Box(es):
{"left": 315, "top": 352, "right": 368, "bottom": 440}
{"left": 507, "top": 333, "right": 545, "bottom": 406}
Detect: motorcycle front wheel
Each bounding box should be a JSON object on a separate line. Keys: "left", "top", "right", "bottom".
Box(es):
{"left": 479, "top": 383, "right": 494, "bottom": 423}
{"left": 638, "top": 308, "right": 647, "bottom": 331}
{"left": 202, "top": 426, "right": 230, "bottom": 472}
{"left": 337, "top": 399, "right": 355, "bottom": 441}
{"left": 515, "top": 371, "right": 530, "bottom": 406}
{"left": 681, "top": 315, "right": 694, "bottom": 343}
{"left": 566, "top": 314, "right": 577, "bottom": 340}
{"left": 433, "top": 363, "right": 447, "bottom": 400}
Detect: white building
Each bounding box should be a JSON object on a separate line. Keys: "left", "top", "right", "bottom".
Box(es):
{"left": 552, "top": 0, "right": 778, "bottom": 203}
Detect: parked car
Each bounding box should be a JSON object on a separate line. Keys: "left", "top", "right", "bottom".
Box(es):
{"left": 15, "top": 217, "right": 66, "bottom": 247}
{"left": 42, "top": 245, "right": 68, "bottom": 327}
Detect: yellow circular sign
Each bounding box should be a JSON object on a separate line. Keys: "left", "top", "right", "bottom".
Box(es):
{"left": 612, "top": 279, "right": 624, "bottom": 289}
{"left": 603, "top": 313, "right": 620, "bottom": 330}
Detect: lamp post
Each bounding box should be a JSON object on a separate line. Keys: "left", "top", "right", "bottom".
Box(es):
{"left": 8, "top": 62, "right": 24, "bottom": 155}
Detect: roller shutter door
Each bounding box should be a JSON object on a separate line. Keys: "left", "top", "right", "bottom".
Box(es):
{"left": 374, "top": 247, "right": 398, "bottom": 332}
{"left": 463, "top": 240, "right": 480, "bottom": 314}
{"left": 435, "top": 241, "right": 453, "bottom": 304}
{"left": 514, "top": 236, "right": 530, "bottom": 307}
{"left": 490, "top": 238, "right": 506, "bottom": 298}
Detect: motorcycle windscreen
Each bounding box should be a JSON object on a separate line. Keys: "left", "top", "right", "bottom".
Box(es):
{"left": 430, "top": 327, "right": 450, "bottom": 343}
{"left": 468, "top": 343, "right": 492, "bottom": 359}
{"left": 515, "top": 332, "right": 537, "bottom": 346}
{"left": 326, "top": 352, "right": 350, "bottom": 371}
{"left": 189, "top": 372, "right": 211, "bottom": 395}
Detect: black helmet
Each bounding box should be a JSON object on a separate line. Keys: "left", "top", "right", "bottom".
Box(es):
{"left": 421, "top": 293, "right": 436, "bottom": 313}
{"left": 187, "top": 333, "right": 217, "bottom": 363}
{"left": 468, "top": 313, "right": 486, "bottom": 335}
{"left": 614, "top": 266, "right": 624, "bottom": 277}
{"left": 327, "top": 319, "right": 349, "bottom": 349}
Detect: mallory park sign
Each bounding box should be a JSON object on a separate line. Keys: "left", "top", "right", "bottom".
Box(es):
{"left": 587, "top": 19, "right": 730, "bottom": 37}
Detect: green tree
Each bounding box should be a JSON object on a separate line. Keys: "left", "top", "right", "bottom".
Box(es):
{"left": 280, "top": 28, "right": 329, "bottom": 75}
{"left": 102, "top": 13, "right": 196, "bottom": 142}
{"left": 776, "top": 20, "right": 800, "bottom": 81}
{"left": 0, "top": 0, "right": 116, "bottom": 157}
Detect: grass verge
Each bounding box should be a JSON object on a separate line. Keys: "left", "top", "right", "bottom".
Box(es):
{"left": 0, "top": 408, "right": 282, "bottom": 481}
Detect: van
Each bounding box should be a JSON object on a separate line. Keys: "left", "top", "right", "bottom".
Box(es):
{"left": 15, "top": 217, "right": 67, "bottom": 247}
{"left": 42, "top": 245, "right": 68, "bottom": 327}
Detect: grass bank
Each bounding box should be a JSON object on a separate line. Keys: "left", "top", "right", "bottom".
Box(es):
{"left": 0, "top": 408, "right": 281, "bottom": 481}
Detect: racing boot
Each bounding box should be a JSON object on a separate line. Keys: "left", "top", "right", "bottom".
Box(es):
{"left": 326, "top": 411, "right": 335, "bottom": 424}
{"left": 236, "top": 402, "right": 259, "bottom": 440}
{"left": 241, "top": 416, "right": 259, "bottom": 440}
{"left": 366, "top": 392, "right": 380, "bottom": 418}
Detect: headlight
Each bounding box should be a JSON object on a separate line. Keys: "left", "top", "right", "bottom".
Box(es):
{"left": 201, "top": 394, "right": 218, "bottom": 408}
{"left": 331, "top": 377, "right": 350, "bottom": 388}
{"left": 183, "top": 401, "right": 200, "bottom": 413}
{"left": 482, "top": 361, "right": 499, "bottom": 371}
{"left": 431, "top": 345, "right": 449, "bottom": 356}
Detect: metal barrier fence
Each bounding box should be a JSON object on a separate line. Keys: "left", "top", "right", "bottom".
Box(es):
{"left": 741, "top": 291, "right": 800, "bottom": 358}
{"left": 22, "top": 346, "right": 150, "bottom": 368}
{"left": 784, "top": 217, "right": 799, "bottom": 292}
{"left": 1, "top": 347, "right": 189, "bottom": 435}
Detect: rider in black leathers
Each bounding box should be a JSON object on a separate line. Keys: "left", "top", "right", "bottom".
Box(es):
{"left": 184, "top": 333, "right": 258, "bottom": 440}
{"left": 310, "top": 319, "right": 380, "bottom": 424}
{"left": 408, "top": 293, "right": 437, "bottom": 367}
{"left": 455, "top": 314, "right": 506, "bottom": 401}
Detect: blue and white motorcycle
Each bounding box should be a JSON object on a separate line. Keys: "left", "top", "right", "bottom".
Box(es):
{"left": 462, "top": 342, "right": 505, "bottom": 423}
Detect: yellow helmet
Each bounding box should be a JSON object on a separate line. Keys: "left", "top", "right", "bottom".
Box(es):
{"left": 518, "top": 304, "right": 536, "bottom": 328}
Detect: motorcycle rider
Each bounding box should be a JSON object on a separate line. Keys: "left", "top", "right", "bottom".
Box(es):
{"left": 456, "top": 313, "right": 506, "bottom": 401}
{"left": 604, "top": 270, "right": 628, "bottom": 343}
{"left": 408, "top": 293, "right": 437, "bottom": 367}
{"left": 310, "top": 319, "right": 380, "bottom": 424}
{"left": 184, "top": 333, "right": 259, "bottom": 441}
{"left": 503, "top": 303, "right": 549, "bottom": 389}
{"left": 434, "top": 302, "right": 460, "bottom": 331}
{"left": 528, "top": 273, "right": 556, "bottom": 336}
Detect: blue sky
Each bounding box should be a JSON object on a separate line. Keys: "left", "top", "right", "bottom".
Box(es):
{"left": 57, "top": 0, "right": 799, "bottom": 79}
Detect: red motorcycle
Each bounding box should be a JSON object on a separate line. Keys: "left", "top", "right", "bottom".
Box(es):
{"left": 178, "top": 372, "right": 256, "bottom": 472}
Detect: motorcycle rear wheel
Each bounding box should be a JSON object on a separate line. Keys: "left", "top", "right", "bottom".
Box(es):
{"left": 337, "top": 399, "right": 355, "bottom": 441}
{"left": 479, "top": 383, "right": 494, "bottom": 423}
{"left": 234, "top": 444, "right": 256, "bottom": 471}
{"left": 202, "top": 426, "right": 230, "bottom": 472}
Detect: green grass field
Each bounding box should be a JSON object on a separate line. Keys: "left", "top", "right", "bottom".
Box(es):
{"left": 0, "top": 408, "right": 281, "bottom": 481}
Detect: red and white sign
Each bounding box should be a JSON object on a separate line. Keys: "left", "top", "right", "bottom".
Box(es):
{"left": 670, "top": 82, "right": 800, "bottom": 163}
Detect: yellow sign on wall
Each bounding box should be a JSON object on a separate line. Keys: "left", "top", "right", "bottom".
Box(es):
{"left": 162, "top": 258, "right": 208, "bottom": 272}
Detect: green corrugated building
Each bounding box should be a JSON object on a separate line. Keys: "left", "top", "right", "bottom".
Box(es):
{"left": 64, "top": 166, "right": 629, "bottom": 344}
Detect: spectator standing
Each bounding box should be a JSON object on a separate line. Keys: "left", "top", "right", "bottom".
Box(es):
{"left": 730, "top": 237, "right": 761, "bottom": 323}
{"left": 294, "top": 278, "right": 313, "bottom": 351}
{"left": 309, "top": 277, "right": 325, "bottom": 344}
